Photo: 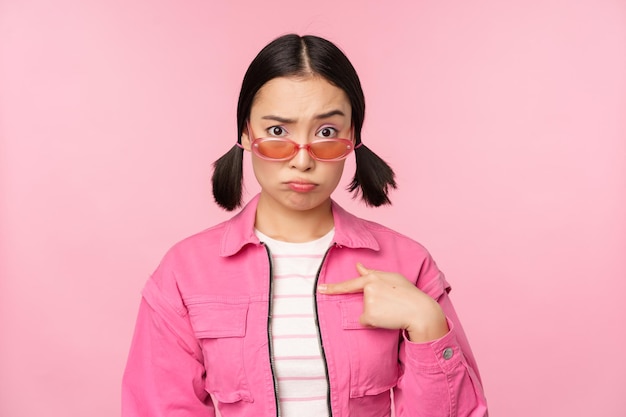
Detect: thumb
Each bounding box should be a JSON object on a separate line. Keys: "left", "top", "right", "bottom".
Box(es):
{"left": 356, "top": 262, "right": 372, "bottom": 276}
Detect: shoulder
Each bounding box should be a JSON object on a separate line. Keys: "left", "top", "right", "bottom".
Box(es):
{"left": 361, "top": 216, "right": 428, "bottom": 249}
{"left": 148, "top": 220, "right": 234, "bottom": 286}
{"left": 333, "top": 202, "right": 430, "bottom": 255}
{"left": 145, "top": 219, "right": 236, "bottom": 303}
{"left": 167, "top": 221, "right": 229, "bottom": 258}
{"left": 358, "top": 217, "right": 438, "bottom": 274}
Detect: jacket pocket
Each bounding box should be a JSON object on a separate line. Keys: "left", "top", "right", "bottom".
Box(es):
{"left": 187, "top": 301, "right": 253, "bottom": 404}
{"left": 339, "top": 297, "right": 399, "bottom": 398}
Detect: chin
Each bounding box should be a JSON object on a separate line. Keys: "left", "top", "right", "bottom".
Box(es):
{"left": 285, "top": 193, "right": 331, "bottom": 212}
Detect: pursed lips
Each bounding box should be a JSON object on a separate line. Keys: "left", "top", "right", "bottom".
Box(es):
{"left": 284, "top": 179, "right": 318, "bottom": 192}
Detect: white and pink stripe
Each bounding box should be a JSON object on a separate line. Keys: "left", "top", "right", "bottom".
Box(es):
{"left": 256, "top": 228, "right": 334, "bottom": 417}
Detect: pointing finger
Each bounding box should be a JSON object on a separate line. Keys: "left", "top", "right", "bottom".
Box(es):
{"left": 317, "top": 276, "right": 367, "bottom": 295}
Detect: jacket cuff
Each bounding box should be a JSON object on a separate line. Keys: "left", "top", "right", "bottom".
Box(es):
{"left": 402, "top": 318, "right": 463, "bottom": 374}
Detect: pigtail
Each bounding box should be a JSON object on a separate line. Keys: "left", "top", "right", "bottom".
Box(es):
{"left": 212, "top": 145, "right": 245, "bottom": 211}
{"left": 348, "top": 144, "right": 397, "bottom": 206}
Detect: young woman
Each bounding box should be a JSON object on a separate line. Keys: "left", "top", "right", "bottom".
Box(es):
{"left": 122, "top": 34, "right": 488, "bottom": 417}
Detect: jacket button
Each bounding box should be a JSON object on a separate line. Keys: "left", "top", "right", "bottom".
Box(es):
{"left": 442, "top": 347, "right": 454, "bottom": 360}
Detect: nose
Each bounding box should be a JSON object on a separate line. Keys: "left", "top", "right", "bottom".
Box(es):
{"left": 289, "top": 143, "right": 314, "bottom": 171}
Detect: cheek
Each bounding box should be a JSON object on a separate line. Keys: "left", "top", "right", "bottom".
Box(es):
{"left": 251, "top": 158, "right": 281, "bottom": 184}
{"left": 251, "top": 158, "right": 269, "bottom": 178}
{"left": 324, "top": 162, "right": 347, "bottom": 184}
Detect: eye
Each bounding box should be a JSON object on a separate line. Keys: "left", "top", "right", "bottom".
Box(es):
{"left": 267, "top": 126, "right": 288, "bottom": 137}
{"left": 317, "top": 126, "right": 338, "bottom": 138}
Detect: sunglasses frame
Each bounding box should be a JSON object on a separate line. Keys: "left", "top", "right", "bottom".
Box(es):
{"left": 245, "top": 122, "right": 357, "bottom": 162}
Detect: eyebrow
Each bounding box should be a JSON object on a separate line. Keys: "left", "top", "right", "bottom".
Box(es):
{"left": 261, "top": 110, "right": 346, "bottom": 124}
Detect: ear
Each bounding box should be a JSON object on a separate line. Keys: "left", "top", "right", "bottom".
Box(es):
{"left": 240, "top": 124, "right": 252, "bottom": 151}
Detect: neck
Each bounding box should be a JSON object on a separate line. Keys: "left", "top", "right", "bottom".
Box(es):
{"left": 254, "top": 195, "right": 334, "bottom": 243}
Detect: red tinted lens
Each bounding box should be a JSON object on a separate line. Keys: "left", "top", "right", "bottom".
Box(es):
{"left": 309, "top": 139, "right": 352, "bottom": 160}
{"left": 254, "top": 139, "right": 296, "bottom": 159}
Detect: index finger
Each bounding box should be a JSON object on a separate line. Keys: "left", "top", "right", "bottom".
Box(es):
{"left": 317, "top": 277, "right": 367, "bottom": 295}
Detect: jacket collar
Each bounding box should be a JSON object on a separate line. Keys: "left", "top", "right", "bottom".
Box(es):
{"left": 220, "top": 194, "right": 380, "bottom": 256}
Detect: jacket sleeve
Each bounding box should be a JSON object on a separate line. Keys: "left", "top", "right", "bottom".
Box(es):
{"left": 393, "top": 256, "right": 488, "bottom": 417}
{"left": 122, "top": 275, "right": 215, "bottom": 416}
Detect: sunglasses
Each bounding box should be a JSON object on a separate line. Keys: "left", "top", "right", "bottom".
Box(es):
{"left": 244, "top": 123, "right": 358, "bottom": 162}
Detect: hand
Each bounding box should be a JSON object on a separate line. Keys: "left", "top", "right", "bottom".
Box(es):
{"left": 317, "top": 263, "right": 449, "bottom": 342}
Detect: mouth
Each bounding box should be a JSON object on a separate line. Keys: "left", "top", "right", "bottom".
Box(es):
{"left": 285, "top": 180, "right": 317, "bottom": 192}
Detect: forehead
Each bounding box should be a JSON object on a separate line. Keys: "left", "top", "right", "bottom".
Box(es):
{"left": 251, "top": 76, "right": 351, "bottom": 120}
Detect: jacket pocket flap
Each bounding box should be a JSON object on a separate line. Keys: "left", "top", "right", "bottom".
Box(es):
{"left": 187, "top": 302, "right": 248, "bottom": 338}
{"left": 339, "top": 297, "right": 369, "bottom": 330}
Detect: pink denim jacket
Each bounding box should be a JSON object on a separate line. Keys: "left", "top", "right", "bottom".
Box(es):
{"left": 122, "top": 195, "right": 488, "bottom": 416}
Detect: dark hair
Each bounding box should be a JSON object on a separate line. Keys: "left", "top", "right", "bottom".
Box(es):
{"left": 212, "top": 34, "right": 396, "bottom": 211}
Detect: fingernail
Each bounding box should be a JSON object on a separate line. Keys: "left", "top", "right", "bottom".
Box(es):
{"left": 317, "top": 284, "right": 327, "bottom": 293}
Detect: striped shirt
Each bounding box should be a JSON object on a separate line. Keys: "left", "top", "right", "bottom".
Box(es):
{"left": 255, "top": 228, "right": 334, "bottom": 417}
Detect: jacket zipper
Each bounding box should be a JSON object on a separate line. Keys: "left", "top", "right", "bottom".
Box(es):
{"left": 262, "top": 243, "right": 281, "bottom": 417}
{"left": 313, "top": 243, "right": 336, "bottom": 417}
{"left": 264, "top": 242, "right": 336, "bottom": 417}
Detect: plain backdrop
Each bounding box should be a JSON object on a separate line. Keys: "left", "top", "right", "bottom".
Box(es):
{"left": 1, "top": 0, "right": 625, "bottom": 416}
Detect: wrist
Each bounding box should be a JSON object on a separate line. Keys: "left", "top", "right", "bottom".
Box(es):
{"left": 406, "top": 304, "right": 449, "bottom": 343}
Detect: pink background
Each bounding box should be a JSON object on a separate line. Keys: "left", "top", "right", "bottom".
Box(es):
{"left": 1, "top": 0, "right": 625, "bottom": 416}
